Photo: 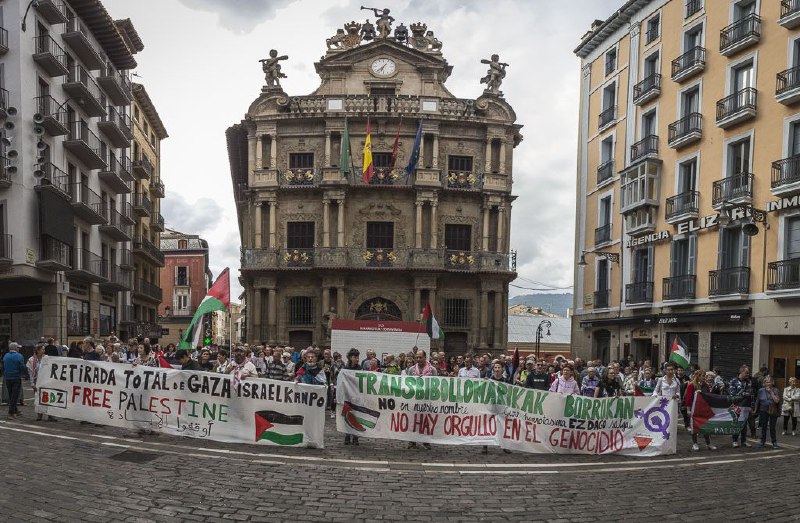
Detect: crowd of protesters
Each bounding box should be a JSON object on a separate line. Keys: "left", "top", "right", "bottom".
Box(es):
{"left": 3, "top": 335, "right": 800, "bottom": 452}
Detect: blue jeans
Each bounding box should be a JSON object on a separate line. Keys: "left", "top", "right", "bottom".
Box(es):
{"left": 5, "top": 379, "right": 21, "bottom": 415}
{"left": 759, "top": 410, "right": 778, "bottom": 445}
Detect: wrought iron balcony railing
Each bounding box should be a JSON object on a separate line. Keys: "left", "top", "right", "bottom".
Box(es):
{"left": 663, "top": 274, "right": 696, "bottom": 300}
{"left": 709, "top": 267, "right": 750, "bottom": 296}
{"left": 712, "top": 173, "right": 753, "bottom": 206}
{"left": 626, "top": 281, "right": 654, "bottom": 304}
{"left": 768, "top": 258, "right": 800, "bottom": 291}
{"left": 665, "top": 191, "right": 699, "bottom": 220}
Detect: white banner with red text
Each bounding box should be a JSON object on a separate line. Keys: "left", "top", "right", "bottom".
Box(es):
{"left": 336, "top": 370, "right": 677, "bottom": 456}
{"left": 35, "top": 357, "right": 326, "bottom": 447}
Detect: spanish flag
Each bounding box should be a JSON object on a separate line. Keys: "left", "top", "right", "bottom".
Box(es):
{"left": 362, "top": 118, "right": 373, "bottom": 184}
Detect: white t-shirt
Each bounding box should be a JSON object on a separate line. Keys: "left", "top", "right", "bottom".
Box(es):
{"left": 653, "top": 376, "right": 680, "bottom": 398}
{"left": 458, "top": 366, "right": 481, "bottom": 379}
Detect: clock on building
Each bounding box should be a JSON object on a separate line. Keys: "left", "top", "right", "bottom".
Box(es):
{"left": 370, "top": 58, "right": 397, "bottom": 77}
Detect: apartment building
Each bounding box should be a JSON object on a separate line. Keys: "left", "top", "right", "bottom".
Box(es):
{"left": 572, "top": 0, "right": 800, "bottom": 387}
{"left": 158, "top": 228, "right": 211, "bottom": 346}
{"left": 0, "top": 0, "right": 143, "bottom": 346}
{"left": 228, "top": 16, "right": 521, "bottom": 352}
{"left": 124, "top": 82, "right": 167, "bottom": 342}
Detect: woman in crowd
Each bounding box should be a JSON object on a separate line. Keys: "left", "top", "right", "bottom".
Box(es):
{"left": 639, "top": 367, "right": 657, "bottom": 391}
{"left": 215, "top": 349, "right": 232, "bottom": 374}
{"left": 653, "top": 363, "right": 681, "bottom": 400}
{"left": 342, "top": 348, "right": 362, "bottom": 446}
{"left": 549, "top": 364, "right": 580, "bottom": 395}
{"left": 622, "top": 369, "right": 639, "bottom": 396}
{"left": 594, "top": 367, "right": 621, "bottom": 398}
{"left": 684, "top": 370, "right": 717, "bottom": 451}
{"left": 295, "top": 350, "right": 327, "bottom": 386}
{"left": 782, "top": 376, "right": 799, "bottom": 436}
{"left": 756, "top": 376, "right": 782, "bottom": 449}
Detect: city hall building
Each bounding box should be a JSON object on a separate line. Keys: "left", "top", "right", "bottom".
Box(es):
{"left": 227, "top": 16, "right": 521, "bottom": 352}
{"left": 572, "top": 0, "right": 800, "bottom": 386}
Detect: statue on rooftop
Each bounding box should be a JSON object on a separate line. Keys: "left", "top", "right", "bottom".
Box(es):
{"left": 361, "top": 6, "right": 394, "bottom": 38}
{"left": 480, "top": 54, "right": 509, "bottom": 95}
{"left": 259, "top": 49, "right": 288, "bottom": 89}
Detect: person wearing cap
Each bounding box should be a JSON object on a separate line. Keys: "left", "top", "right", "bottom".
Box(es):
{"left": 3, "top": 342, "right": 25, "bottom": 418}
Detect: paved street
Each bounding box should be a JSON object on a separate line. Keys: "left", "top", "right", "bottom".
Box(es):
{"left": 1, "top": 387, "right": 799, "bottom": 522}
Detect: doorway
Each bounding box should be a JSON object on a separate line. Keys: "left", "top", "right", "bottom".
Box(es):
{"left": 769, "top": 336, "right": 800, "bottom": 390}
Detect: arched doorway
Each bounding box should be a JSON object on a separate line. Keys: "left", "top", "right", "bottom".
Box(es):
{"left": 593, "top": 329, "right": 611, "bottom": 363}
{"left": 355, "top": 297, "right": 403, "bottom": 321}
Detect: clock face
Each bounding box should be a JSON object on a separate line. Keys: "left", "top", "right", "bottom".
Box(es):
{"left": 371, "top": 58, "right": 397, "bottom": 77}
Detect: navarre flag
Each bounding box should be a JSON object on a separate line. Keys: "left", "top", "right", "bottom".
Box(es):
{"left": 389, "top": 118, "right": 402, "bottom": 169}
{"left": 669, "top": 337, "right": 691, "bottom": 369}
{"left": 254, "top": 410, "right": 304, "bottom": 446}
{"left": 691, "top": 391, "right": 751, "bottom": 435}
{"left": 178, "top": 268, "right": 230, "bottom": 349}
{"left": 341, "top": 401, "right": 380, "bottom": 432}
{"left": 362, "top": 118, "right": 373, "bottom": 184}
{"left": 405, "top": 119, "right": 423, "bottom": 175}
{"left": 421, "top": 302, "right": 444, "bottom": 340}
{"left": 340, "top": 117, "right": 352, "bottom": 178}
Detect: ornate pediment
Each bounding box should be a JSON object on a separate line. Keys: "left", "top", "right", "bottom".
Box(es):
{"left": 316, "top": 39, "right": 449, "bottom": 73}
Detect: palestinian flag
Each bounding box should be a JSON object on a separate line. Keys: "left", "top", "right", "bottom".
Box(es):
{"left": 691, "top": 391, "right": 751, "bottom": 435}
{"left": 178, "top": 268, "right": 230, "bottom": 349}
{"left": 669, "top": 337, "right": 690, "bottom": 369}
{"left": 421, "top": 302, "right": 444, "bottom": 340}
{"left": 634, "top": 383, "right": 655, "bottom": 397}
{"left": 254, "top": 410, "right": 304, "bottom": 446}
{"left": 341, "top": 401, "right": 380, "bottom": 432}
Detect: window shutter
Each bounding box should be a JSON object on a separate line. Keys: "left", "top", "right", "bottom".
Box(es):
{"left": 688, "top": 234, "right": 697, "bottom": 275}
{"left": 741, "top": 230, "right": 751, "bottom": 268}
{"left": 718, "top": 229, "right": 728, "bottom": 270}
{"left": 670, "top": 240, "right": 678, "bottom": 278}
{"left": 647, "top": 244, "right": 654, "bottom": 281}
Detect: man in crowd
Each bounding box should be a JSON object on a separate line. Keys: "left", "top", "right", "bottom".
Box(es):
{"left": 581, "top": 366, "right": 599, "bottom": 397}
{"left": 729, "top": 365, "right": 755, "bottom": 448}
{"left": 3, "top": 342, "right": 25, "bottom": 418}
{"left": 266, "top": 348, "right": 289, "bottom": 380}
{"left": 477, "top": 355, "right": 491, "bottom": 379}
{"left": 525, "top": 361, "right": 551, "bottom": 390}
{"left": 458, "top": 352, "right": 480, "bottom": 379}
{"left": 405, "top": 349, "right": 435, "bottom": 449}
{"left": 176, "top": 349, "right": 201, "bottom": 371}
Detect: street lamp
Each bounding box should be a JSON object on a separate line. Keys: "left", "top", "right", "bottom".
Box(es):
{"left": 716, "top": 202, "right": 767, "bottom": 236}
{"left": 578, "top": 250, "right": 620, "bottom": 266}
{"left": 535, "top": 319, "right": 552, "bottom": 359}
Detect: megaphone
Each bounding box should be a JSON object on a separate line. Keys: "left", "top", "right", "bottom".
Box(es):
{"left": 34, "top": 126, "right": 45, "bottom": 137}
{"left": 6, "top": 149, "right": 18, "bottom": 159}
{"left": 6, "top": 107, "right": 18, "bottom": 117}
{"left": 36, "top": 140, "right": 48, "bottom": 150}
{"left": 742, "top": 220, "right": 759, "bottom": 237}
{"left": 3, "top": 121, "right": 14, "bottom": 131}
{"left": 6, "top": 165, "right": 17, "bottom": 175}
{"left": 33, "top": 113, "right": 45, "bottom": 124}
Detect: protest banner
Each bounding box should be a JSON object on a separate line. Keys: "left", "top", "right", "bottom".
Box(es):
{"left": 336, "top": 370, "right": 677, "bottom": 456}
{"left": 691, "top": 391, "right": 751, "bottom": 435}
{"left": 35, "top": 357, "right": 326, "bottom": 447}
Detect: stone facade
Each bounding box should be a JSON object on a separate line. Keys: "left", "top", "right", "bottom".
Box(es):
{"left": 228, "top": 16, "right": 522, "bottom": 353}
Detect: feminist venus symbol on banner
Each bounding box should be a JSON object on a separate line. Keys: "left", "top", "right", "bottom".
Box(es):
{"left": 634, "top": 398, "right": 671, "bottom": 440}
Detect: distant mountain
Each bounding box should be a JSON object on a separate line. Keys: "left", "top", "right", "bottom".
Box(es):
{"left": 508, "top": 293, "right": 573, "bottom": 318}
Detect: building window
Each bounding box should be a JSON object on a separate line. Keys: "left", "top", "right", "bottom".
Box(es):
{"left": 625, "top": 207, "right": 657, "bottom": 232}
{"left": 175, "top": 266, "right": 189, "bottom": 286}
{"left": 645, "top": 14, "right": 660, "bottom": 44}
{"left": 595, "top": 258, "right": 610, "bottom": 307}
{"left": 641, "top": 109, "right": 657, "bottom": 138}
{"left": 733, "top": 0, "right": 757, "bottom": 21}
{"left": 620, "top": 161, "right": 659, "bottom": 211}
{"left": 632, "top": 245, "right": 654, "bottom": 284}
{"left": 366, "top": 221, "right": 394, "bottom": 249}
{"left": 287, "top": 221, "right": 315, "bottom": 249}
{"left": 443, "top": 298, "right": 469, "bottom": 328}
{"left": 785, "top": 216, "right": 800, "bottom": 260}
{"left": 719, "top": 226, "right": 750, "bottom": 269}
{"left": 605, "top": 48, "right": 617, "bottom": 76}
{"left": 727, "top": 137, "right": 751, "bottom": 176}
{"left": 677, "top": 157, "right": 698, "bottom": 194}
{"left": 372, "top": 152, "right": 393, "bottom": 168}
{"left": 67, "top": 298, "right": 89, "bottom": 336}
{"left": 670, "top": 235, "right": 697, "bottom": 276}
{"left": 643, "top": 51, "right": 659, "bottom": 78}
{"left": 174, "top": 289, "right": 190, "bottom": 312}
{"left": 289, "top": 153, "right": 314, "bottom": 169}
{"left": 178, "top": 239, "right": 187, "bottom": 249}
{"left": 447, "top": 155, "right": 473, "bottom": 172}
{"left": 686, "top": 0, "right": 703, "bottom": 18}
{"left": 600, "top": 83, "right": 616, "bottom": 127}
{"left": 287, "top": 296, "right": 313, "bottom": 326}
{"left": 444, "top": 224, "right": 471, "bottom": 252}
{"left": 680, "top": 86, "right": 700, "bottom": 117}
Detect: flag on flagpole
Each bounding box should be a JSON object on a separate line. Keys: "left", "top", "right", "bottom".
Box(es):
{"left": 405, "top": 120, "right": 423, "bottom": 175}
{"left": 389, "top": 117, "right": 402, "bottom": 170}
{"left": 178, "top": 268, "right": 231, "bottom": 349}
{"left": 340, "top": 117, "right": 351, "bottom": 178}
{"left": 362, "top": 118, "right": 373, "bottom": 184}
{"left": 421, "top": 302, "right": 444, "bottom": 340}
{"left": 669, "top": 337, "right": 691, "bottom": 369}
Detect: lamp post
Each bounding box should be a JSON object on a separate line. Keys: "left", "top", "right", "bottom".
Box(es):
{"left": 535, "top": 319, "right": 552, "bottom": 360}
{"left": 717, "top": 202, "right": 767, "bottom": 236}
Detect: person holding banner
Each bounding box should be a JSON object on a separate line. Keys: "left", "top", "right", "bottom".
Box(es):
{"left": 341, "top": 349, "right": 363, "bottom": 446}
{"left": 295, "top": 351, "right": 326, "bottom": 386}
{"left": 594, "top": 367, "right": 621, "bottom": 398}
{"left": 755, "top": 376, "right": 782, "bottom": 449}
{"left": 404, "top": 350, "right": 437, "bottom": 377}
{"left": 685, "top": 370, "right": 717, "bottom": 452}
{"left": 653, "top": 363, "right": 681, "bottom": 400}
{"left": 549, "top": 364, "right": 580, "bottom": 395}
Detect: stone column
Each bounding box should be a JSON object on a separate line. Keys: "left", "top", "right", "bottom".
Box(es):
{"left": 484, "top": 139, "right": 492, "bottom": 172}
{"left": 431, "top": 134, "right": 439, "bottom": 168}
{"left": 499, "top": 140, "right": 506, "bottom": 174}
{"left": 255, "top": 135, "right": 263, "bottom": 170}
{"left": 268, "top": 288, "right": 277, "bottom": 343}
{"left": 482, "top": 204, "right": 490, "bottom": 251}
{"left": 322, "top": 286, "right": 330, "bottom": 316}
{"left": 322, "top": 200, "right": 330, "bottom": 248}
{"left": 497, "top": 204, "right": 505, "bottom": 252}
{"left": 413, "top": 289, "right": 421, "bottom": 321}
{"left": 248, "top": 135, "right": 256, "bottom": 174}
{"left": 419, "top": 134, "right": 425, "bottom": 167}
{"left": 337, "top": 199, "right": 345, "bottom": 247}
{"left": 493, "top": 291, "right": 503, "bottom": 347}
{"left": 254, "top": 203, "right": 263, "bottom": 249}
{"left": 415, "top": 202, "right": 423, "bottom": 249}
{"left": 430, "top": 201, "right": 438, "bottom": 249}
{"left": 253, "top": 287, "right": 262, "bottom": 342}
{"left": 337, "top": 286, "right": 346, "bottom": 319}
{"left": 270, "top": 133, "right": 277, "bottom": 169}
{"left": 269, "top": 201, "right": 277, "bottom": 249}
{"left": 324, "top": 131, "right": 331, "bottom": 167}
{"left": 246, "top": 287, "right": 255, "bottom": 343}
{"left": 479, "top": 290, "right": 489, "bottom": 348}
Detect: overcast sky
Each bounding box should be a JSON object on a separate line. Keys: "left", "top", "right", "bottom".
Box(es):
{"left": 102, "top": 0, "right": 621, "bottom": 302}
